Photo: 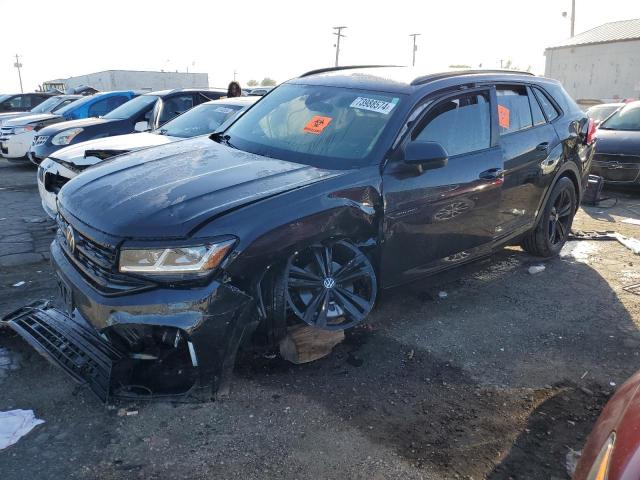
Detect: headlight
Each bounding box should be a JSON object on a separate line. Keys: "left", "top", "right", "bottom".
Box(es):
{"left": 119, "top": 240, "right": 235, "bottom": 275}
{"left": 13, "top": 125, "right": 35, "bottom": 135}
{"left": 52, "top": 128, "right": 83, "bottom": 145}
{"left": 586, "top": 432, "right": 615, "bottom": 480}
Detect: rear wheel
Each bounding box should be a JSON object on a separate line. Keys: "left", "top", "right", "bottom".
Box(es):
{"left": 521, "top": 177, "right": 576, "bottom": 257}
{"left": 284, "top": 241, "right": 377, "bottom": 331}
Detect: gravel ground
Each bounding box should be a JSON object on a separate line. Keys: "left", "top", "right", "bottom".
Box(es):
{"left": 1, "top": 159, "right": 639, "bottom": 479}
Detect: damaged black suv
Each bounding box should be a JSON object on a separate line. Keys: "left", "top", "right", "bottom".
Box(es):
{"left": 4, "top": 67, "right": 596, "bottom": 401}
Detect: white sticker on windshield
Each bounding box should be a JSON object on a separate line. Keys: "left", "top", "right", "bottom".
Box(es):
{"left": 350, "top": 97, "right": 398, "bottom": 115}
{"left": 214, "top": 107, "right": 234, "bottom": 114}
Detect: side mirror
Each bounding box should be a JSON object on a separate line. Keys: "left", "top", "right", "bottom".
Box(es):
{"left": 404, "top": 141, "right": 449, "bottom": 170}
{"left": 134, "top": 121, "right": 149, "bottom": 132}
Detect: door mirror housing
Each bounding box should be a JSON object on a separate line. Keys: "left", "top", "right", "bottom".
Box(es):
{"left": 134, "top": 121, "right": 149, "bottom": 132}
{"left": 404, "top": 141, "right": 449, "bottom": 170}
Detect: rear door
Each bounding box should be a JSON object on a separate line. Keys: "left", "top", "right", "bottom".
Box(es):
{"left": 381, "top": 88, "right": 504, "bottom": 286}
{"left": 495, "top": 84, "right": 561, "bottom": 236}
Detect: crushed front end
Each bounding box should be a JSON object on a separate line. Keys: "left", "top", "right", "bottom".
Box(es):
{"left": 2, "top": 212, "right": 258, "bottom": 402}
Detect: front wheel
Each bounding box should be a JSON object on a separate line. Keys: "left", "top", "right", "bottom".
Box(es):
{"left": 284, "top": 241, "right": 377, "bottom": 331}
{"left": 521, "top": 177, "right": 577, "bottom": 257}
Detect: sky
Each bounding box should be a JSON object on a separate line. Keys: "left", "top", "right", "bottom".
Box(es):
{"left": 1, "top": 0, "right": 640, "bottom": 92}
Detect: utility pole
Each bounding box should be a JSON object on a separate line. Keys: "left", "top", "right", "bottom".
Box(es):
{"left": 14, "top": 54, "right": 23, "bottom": 93}
{"left": 409, "top": 33, "right": 421, "bottom": 67}
{"left": 570, "top": 0, "right": 576, "bottom": 37}
{"left": 233, "top": 69, "right": 237, "bottom": 81}
{"left": 333, "top": 26, "right": 347, "bottom": 67}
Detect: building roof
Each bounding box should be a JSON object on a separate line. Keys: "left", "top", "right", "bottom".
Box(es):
{"left": 547, "top": 18, "right": 640, "bottom": 49}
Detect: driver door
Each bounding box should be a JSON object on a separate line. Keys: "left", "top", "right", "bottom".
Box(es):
{"left": 381, "top": 87, "right": 504, "bottom": 287}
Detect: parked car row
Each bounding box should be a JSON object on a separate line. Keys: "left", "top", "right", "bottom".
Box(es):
{"left": 38, "top": 95, "right": 257, "bottom": 218}
{"left": 2, "top": 66, "right": 597, "bottom": 404}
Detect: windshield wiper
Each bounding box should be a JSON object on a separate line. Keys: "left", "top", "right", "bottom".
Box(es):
{"left": 210, "top": 132, "right": 236, "bottom": 149}
{"left": 158, "top": 129, "right": 168, "bottom": 135}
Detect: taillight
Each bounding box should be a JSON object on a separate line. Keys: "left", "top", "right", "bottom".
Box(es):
{"left": 586, "top": 118, "right": 597, "bottom": 145}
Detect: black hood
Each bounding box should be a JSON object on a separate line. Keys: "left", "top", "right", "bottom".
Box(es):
{"left": 595, "top": 128, "right": 640, "bottom": 156}
{"left": 58, "top": 137, "right": 343, "bottom": 238}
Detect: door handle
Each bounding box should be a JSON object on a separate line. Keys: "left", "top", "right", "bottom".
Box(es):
{"left": 536, "top": 142, "right": 550, "bottom": 152}
{"left": 479, "top": 168, "right": 504, "bottom": 180}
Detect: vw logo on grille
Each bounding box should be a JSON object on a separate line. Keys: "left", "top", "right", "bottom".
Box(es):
{"left": 65, "top": 225, "right": 76, "bottom": 253}
{"left": 323, "top": 277, "right": 336, "bottom": 289}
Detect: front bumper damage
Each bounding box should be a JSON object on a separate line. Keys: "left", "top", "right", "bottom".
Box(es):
{"left": 3, "top": 302, "right": 123, "bottom": 401}
{"left": 2, "top": 242, "right": 258, "bottom": 402}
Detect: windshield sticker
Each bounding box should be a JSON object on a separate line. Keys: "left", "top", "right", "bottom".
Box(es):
{"left": 350, "top": 97, "right": 398, "bottom": 115}
{"left": 498, "top": 105, "right": 510, "bottom": 129}
{"left": 214, "top": 107, "right": 234, "bottom": 114}
{"left": 303, "top": 115, "right": 333, "bottom": 135}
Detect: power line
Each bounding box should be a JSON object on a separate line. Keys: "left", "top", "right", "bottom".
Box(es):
{"left": 409, "top": 33, "right": 421, "bottom": 67}
{"left": 14, "top": 54, "right": 23, "bottom": 93}
{"left": 333, "top": 26, "right": 347, "bottom": 67}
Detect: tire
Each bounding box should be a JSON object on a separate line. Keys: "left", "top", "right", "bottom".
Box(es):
{"left": 521, "top": 177, "right": 577, "bottom": 257}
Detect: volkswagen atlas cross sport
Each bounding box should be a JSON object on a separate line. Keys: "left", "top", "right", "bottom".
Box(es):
{"left": 3, "top": 66, "right": 595, "bottom": 401}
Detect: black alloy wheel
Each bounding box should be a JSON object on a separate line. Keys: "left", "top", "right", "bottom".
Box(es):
{"left": 284, "top": 241, "right": 377, "bottom": 331}
{"left": 521, "top": 177, "right": 577, "bottom": 257}
{"left": 548, "top": 187, "right": 573, "bottom": 246}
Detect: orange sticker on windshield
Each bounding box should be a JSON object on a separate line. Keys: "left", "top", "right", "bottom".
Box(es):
{"left": 498, "top": 105, "right": 510, "bottom": 129}
{"left": 303, "top": 115, "right": 332, "bottom": 135}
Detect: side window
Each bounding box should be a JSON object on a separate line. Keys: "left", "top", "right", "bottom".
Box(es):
{"left": 160, "top": 95, "right": 194, "bottom": 123}
{"left": 413, "top": 91, "right": 491, "bottom": 157}
{"left": 88, "top": 96, "right": 128, "bottom": 117}
{"left": 6, "top": 95, "right": 27, "bottom": 110}
{"left": 528, "top": 87, "right": 546, "bottom": 126}
{"left": 496, "top": 86, "right": 533, "bottom": 135}
{"left": 52, "top": 99, "right": 75, "bottom": 112}
{"left": 533, "top": 87, "right": 560, "bottom": 122}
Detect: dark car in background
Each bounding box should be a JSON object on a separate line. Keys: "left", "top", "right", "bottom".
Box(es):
{"left": 1, "top": 91, "right": 137, "bottom": 161}
{"left": 586, "top": 102, "right": 624, "bottom": 126}
{"left": 591, "top": 100, "right": 640, "bottom": 186}
{"left": 3, "top": 67, "right": 595, "bottom": 401}
{"left": 28, "top": 88, "right": 225, "bottom": 164}
{"left": 0, "top": 92, "right": 55, "bottom": 113}
{"left": 0, "top": 94, "right": 81, "bottom": 126}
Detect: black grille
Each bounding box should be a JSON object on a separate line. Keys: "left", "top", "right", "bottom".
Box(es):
{"left": 592, "top": 154, "right": 640, "bottom": 183}
{"left": 57, "top": 215, "right": 152, "bottom": 295}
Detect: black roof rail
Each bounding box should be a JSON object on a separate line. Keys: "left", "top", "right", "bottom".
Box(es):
{"left": 300, "top": 65, "right": 403, "bottom": 78}
{"left": 411, "top": 69, "right": 535, "bottom": 86}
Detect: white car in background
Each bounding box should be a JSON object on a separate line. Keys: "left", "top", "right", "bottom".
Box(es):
{"left": 38, "top": 96, "right": 257, "bottom": 218}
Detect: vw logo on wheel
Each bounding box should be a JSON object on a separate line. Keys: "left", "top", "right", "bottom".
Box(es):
{"left": 65, "top": 225, "right": 76, "bottom": 253}
{"left": 323, "top": 277, "right": 336, "bottom": 289}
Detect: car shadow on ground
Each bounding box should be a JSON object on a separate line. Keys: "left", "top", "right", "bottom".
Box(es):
{"left": 237, "top": 247, "right": 640, "bottom": 479}
{"left": 581, "top": 185, "right": 640, "bottom": 225}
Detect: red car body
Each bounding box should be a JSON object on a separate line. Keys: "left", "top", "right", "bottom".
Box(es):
{"left": 574, "top": 371, "right": 640, "bottom": 479}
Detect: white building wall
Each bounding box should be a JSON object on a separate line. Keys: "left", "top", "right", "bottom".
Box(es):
{"left": 545, "top": 40, "right": 640, "bottom": 101}
{"left": 62, "top": 70, "right": 209, "bottom": 92}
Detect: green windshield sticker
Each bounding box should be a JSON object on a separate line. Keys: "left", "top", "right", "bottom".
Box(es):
{"left": 350, "top": 97, "right": 398, "bottom": 115}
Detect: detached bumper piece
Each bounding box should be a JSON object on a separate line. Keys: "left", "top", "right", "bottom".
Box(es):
{"left": 2, "top": 302, "right": 123, "bottom": 402}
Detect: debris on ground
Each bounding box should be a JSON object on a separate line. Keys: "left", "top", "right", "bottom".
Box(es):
{"left": 0, "top": 409, "right": 44, "bottom": 450}
{"left": 614, "top": 233, "right": 640, "bottom": 255}
{"left": 11, "top": 282, "right": 25, "bottom": 288}
{"left": 623, "top": 284, "right": 640, "bottom": 296}
{"left": 438, "top": 291, "right": 448, "bottom": 299}
{"left": 528, "top": 265, "right": 546, "bottom": 275}
{"left": 117, "top": 409, "right": 138, "bottom": 417}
